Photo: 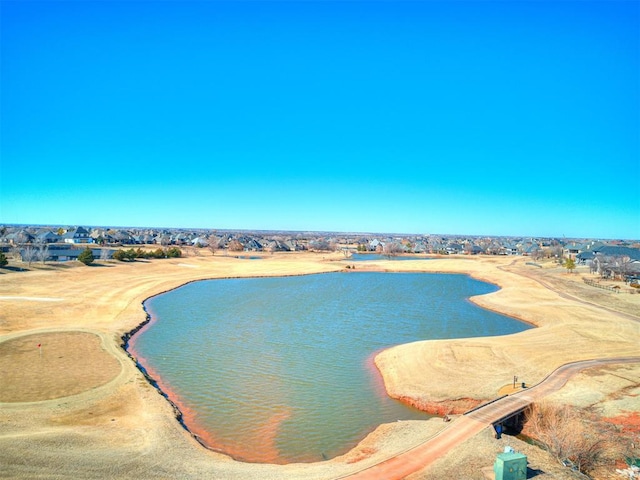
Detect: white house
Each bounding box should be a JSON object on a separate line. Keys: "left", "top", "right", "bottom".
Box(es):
{"left": 63, "top": 227, "right": 94, "bottom": 244}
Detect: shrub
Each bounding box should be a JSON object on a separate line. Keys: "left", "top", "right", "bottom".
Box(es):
{"left": 525, "top": 402, "right": 611, "bottom": 475}
{"left": 112, "top": 249, "right": 136, "bottom": 261}
{"left": 77, "top": 247, "right": 94, "bottom": 266}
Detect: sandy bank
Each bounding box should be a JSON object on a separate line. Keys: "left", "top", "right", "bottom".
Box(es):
{"left": 0, "top": 252, "right": 638, "bottom": 479}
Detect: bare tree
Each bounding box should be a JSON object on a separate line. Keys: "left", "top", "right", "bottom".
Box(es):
{"left": 99, "top": 248, "right": 111, "bottom": 262}
{"left": 593, "top": 254, "right": 622, "bottom": 279}
{"left": 228, "top": 239, "right": 244, "bottom": 252}
{"left": 550, "top": 245, "right": 563, "bottom": 261}
{"left": 382, "top": 241, "right": 404, "bottom": 259}
{"left": 525, "top": 402, "right": 610, "bottom": 475}
{"left": 36, "top": 242, "right": 49, "bottom": 265}
{"left": 207, "top": 236, "right": 219, "bottom": 256}
{"left": 532, "top": 248, "right": 544, "bottom": 261}
{"left": 21, "top": 246, "right": 37, "bottom": 267}
{"left": 612, "top": 255, "right": 633, "bottom": 280}
{"left": 10, "top": 245, "right": 21, "bottom": 262}
{"left": 309, "top": 240, "right": 331, "bottom": 252}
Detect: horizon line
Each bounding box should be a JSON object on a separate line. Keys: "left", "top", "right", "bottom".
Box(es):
{"left": 1, "top": 222, "right": 638, "bottom": 243}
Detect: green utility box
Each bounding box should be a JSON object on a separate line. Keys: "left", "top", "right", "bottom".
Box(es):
{"left": 493, "top": 451, "right": 527, "bottom": 480}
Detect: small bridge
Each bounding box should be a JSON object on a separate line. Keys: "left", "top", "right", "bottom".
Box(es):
{"left": 341, "top": 357, "right": 640, "bottom": 480}
{"left": 464, "top": 392, "right": 530, "bottom": 436}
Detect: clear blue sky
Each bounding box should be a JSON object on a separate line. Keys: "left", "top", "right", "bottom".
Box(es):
{"left": 1, "top": 0, "right": 638, "bottom": 239}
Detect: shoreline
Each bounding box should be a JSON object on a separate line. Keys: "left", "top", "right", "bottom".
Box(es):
{"left": 1, "top": 253, "right": 639, "bottom": 479}
{"left": 121, "top": 269, "right": 530, "bottom": 463}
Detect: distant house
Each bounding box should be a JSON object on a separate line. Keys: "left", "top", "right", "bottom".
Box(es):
{"left": 446, "top": 243, "right": 462, "bottom": 254}
{"left": 172, "top": 233, "right": 191, "bottom": 245}
{"left": 21, "top": 246, "right": 113, "bottom": 262}
{"left": 135, "top": 234, "right": 156, "bottom": 245}
{"left": 591, "top": 245, "right": 640, "bottom": 260}
{"left": 36, "top": 231, "right": 61, "bottom": 244}
{"left": 6, "top": 229, "right": 35, "bottom": 245}
{"left": 413, "top": 242, "right": 428, "bottom": 254}
{"left": 563, "top": 242, "right": 584, "bottom": 259}
{"left": 112, "top": 230, "right": 136, "bottom": 245}
{"left": 500, "top": 243, "right": 519, "bottom": 255}
{"left": 284, "top": 239, "right": 305, "bottom": 251}
{"left": 590, "top": 245, "right": 640, "bottom": 278}
{"left": 467, "top": 245, "right": 484, "bottom": 255}
{"left": 576, "top": 251, "right": 595, "bottom": 265}
{"left": 63, "top": 227, "right": 94, "bottom": 244}
{"left": 522, "top": 244, "right": 540, "bottom": 256}
{"left": 191, "top": 237, "right": 209, "bottom": 248}
{"left": 369, "top": 239, "right": 384, "bottom": 252}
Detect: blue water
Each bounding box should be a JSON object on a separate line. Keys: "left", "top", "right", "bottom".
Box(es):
{"left": 134, "top": 272, "right": 530, "bottom": 464}
{"left": 349, "top": 253, "right": 437, "bottom": 261}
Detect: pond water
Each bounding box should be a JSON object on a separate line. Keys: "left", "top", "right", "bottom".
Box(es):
{"left": 131, "top": 272, "right": 530, "bottom": 464}
{"left": 348, "top": 253, "right": 436, "bottom": 261}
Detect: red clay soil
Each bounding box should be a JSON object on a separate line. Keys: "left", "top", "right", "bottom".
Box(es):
{"left": 344, "top": 416, "right": 488, "bottom": 480}
{"left": 396, "top": 395, "right": 482, "bottom": 416}
{"left": 604, "top": 411, "right": 640, "bottom": 435}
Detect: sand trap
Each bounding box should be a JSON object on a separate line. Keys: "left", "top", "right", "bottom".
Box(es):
{"left": 0, "top": 331, "right": 122, "bottom": 402}
{"left": 0, "top": 296, "right": 64, "bottom": 302}
{"left": 177, "top": 263, "right": 199, "bottom": 268}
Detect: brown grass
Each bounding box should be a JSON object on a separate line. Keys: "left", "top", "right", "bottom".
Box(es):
{"left": 0, "top": 331, "right": 121, "bottom": 402}
{"left": 0, "top": 253, "right": 638, "bottom": 479}
{"left": 525, "top": 402, "right": 615, "bottom": 475}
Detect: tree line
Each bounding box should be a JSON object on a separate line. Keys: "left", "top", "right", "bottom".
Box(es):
{"left": 112, "top": 247, "right": 182, "bottom": 262}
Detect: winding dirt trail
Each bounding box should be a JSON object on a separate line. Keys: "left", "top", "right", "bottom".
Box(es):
{"left": 340, "top": 357, "right": 640, "bottom": 480}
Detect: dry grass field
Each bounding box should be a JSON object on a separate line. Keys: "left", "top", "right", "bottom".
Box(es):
{"left": 0, "top": 251, "right": 638, "bottom": 479}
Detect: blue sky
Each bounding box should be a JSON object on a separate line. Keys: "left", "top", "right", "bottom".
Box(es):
{"left": 1, "top": 0, "right": 638, "bottom": 238}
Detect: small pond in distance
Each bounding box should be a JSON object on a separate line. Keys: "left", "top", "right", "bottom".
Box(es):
{"left": 349, "top": 253, "right": 437, "bottom": 261}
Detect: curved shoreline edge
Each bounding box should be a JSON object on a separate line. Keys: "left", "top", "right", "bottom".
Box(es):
{"left": 120, "top": 304, "right": 223, "bottom": 455}
{"left": 119, "top": 269, "right": 531, "bottom": 462}
{"left": 117, "top": 270, "right": 348, "bottom": 462}
{"left": 2, "top": 254, "right": 639, "bottom": 478}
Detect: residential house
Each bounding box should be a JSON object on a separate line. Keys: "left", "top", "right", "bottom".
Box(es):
{"left": 563, "top": 242, "right": 584, "bottom": 259}
{"left": 522, "top": 244, "right": 541, "bottom": 256}
{"left": 35, "top": 230, "right": 61, "bottom": 244}
{"left": 63, "top": 227, "right": 94, "bottom": 244}
{"left": 500, "top": 243, "right": 519, "bottom": 255}
{"left": 369, "top": 239, "right": 384, "bottom": 252}
{"left": 6, "top": 229, "right": 35, "bottom": 245}
{"left": 590, "top": 245, "right": 640, "bottom": 278}
{"left": 191, "top": 237, "right": 209, "bottom": 248}
{"left": 111, "top": 230, "right": 136, "bottom": 245}
{"left": 446, "top": 243, "right": 462, "bottom": 254}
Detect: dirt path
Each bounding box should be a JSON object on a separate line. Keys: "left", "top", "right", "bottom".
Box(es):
{"left": 341, "top": 357, "right": 640, "bottom": 480}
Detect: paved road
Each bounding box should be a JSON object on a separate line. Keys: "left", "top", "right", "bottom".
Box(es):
{"left": 340, "top": 357, "right": 640, "bottom": 480}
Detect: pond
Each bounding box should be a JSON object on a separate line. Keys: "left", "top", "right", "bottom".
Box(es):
{"left": 131, "top": 272, "right": 530, "bottom": 464}
{"left": 348, "top": 253, "right": 437, "bottom": 261}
